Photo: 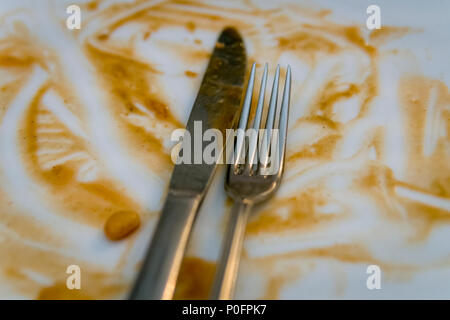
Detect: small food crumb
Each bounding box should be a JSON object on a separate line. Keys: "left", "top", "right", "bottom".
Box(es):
{"left": 97, "top": 33, "right": 108, "bottom": 41}
{"left": 185, "top": 70, "right": 197, "bottom": 78}
{"left": 104, "top": 210, "right": 140, "bottom": 241}
{"left": 143, "top": 31, "right": 151, "bottom": 40}
{"left": 186, "top": 21, "right": 196, "bottom": 32}
{"left": 86, "top": 1, "right": 98, "bottom": 11}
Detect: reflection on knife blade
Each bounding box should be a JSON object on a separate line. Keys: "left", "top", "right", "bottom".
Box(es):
{"left": 130, "top": 27, "right": 246, "bottom": 300}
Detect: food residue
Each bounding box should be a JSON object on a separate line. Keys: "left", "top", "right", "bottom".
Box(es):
{"left": 104, "top": 210, "right": 141, "bottom": 241}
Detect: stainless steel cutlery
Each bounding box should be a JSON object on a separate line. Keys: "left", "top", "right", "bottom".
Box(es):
{"left": 130, "top": 27, "right": 246, "bottom": 300}
{"left": 131, "top": 26, "right": 291, "bottom": 300}
{"left": 211, "top": 63, "right": 291, "bottom": 299}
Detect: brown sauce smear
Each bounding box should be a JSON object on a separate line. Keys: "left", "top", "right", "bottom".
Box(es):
{"left": 86, "top": 44, "right": 175, "bottom": 124}
{"left": 369, "top": 26, "right": 414, "bottom": 46}
{"left": 173, "top": 256, "right": 216, "bottom": 299}
{"left": 38, "top": 283, "right": 93, "bottom": 300}
{"left": 85, "top": 0, "right": 100, "bottom": 11}
{"left": 317, "top": 81, "right": 360, "bottom": 115}
{"left": 399, "top": 76, "right": 450, "bottom": 195}
{"left": 299, "top": 24, "right": 376, "bottom": 56}
{"left": 288, "top": 134, "right": 341, "bottom": 162}
{"left": 0, "top": 0, "right": 448, "bottom": 299}
{"left": 19, "top": 85, "right": 141, "bottom": 227}
{"left": 252, "top": 243, "right": 396, "bottom": 298}
{"left": 247, "top": 189, "right": 339, "bottom": 235}
{"left": 277, "top": 31, "right": 339, "bottom": 60}
{"left": 37, "top": 270, "right": 127, "bottom": 300}
{"left": 0, "top": 236, "right": 126, "bottom": 299}
{"left": 0, "top": 187, "right": 63, "bottom": 247}
{"left": 85, "top": 43, "right": 178, "bottom": 174}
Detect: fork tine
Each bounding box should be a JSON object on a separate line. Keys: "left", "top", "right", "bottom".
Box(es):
{"left": 237, "top": 62, "right": 256, "bottom": 131}
{"left": 235, "top": 63, "right": 256, "bottom": 166}
{"left": 247, "top": 63, "right": 268, "bottom": 170}
{"left": 264, "top": 65, "right": 280, "bottom": 131}
{"left": 277, "top": 65, "right": 291, "bottom": 174}
{"left": 260, "top": 65, "right": 280, "bottom": 169}
{"left": 252, "top": 63, "right": 268, "bottom": 131}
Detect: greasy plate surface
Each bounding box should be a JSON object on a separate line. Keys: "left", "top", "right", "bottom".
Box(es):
{"left": 0, "top": 0, "right": 449, "bottom": 299}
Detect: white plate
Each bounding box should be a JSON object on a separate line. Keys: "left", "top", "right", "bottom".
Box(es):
{"left": 0, "top": 0, "right": 448, "bottom": 299}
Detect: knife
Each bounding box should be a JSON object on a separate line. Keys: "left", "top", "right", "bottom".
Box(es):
{"left": 130, "top": 27, "right": 246, "bottom": 300}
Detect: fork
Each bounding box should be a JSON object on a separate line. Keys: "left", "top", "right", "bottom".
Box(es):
{"left": 210, "top": 63, "right": 291, "bottom": 299}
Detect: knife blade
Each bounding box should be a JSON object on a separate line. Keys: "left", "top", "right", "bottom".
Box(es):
{"left": 130, "top": 27, "right": 246, "bottom": 300}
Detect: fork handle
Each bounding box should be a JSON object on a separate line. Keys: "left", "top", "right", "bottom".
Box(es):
{"left": 210, "top": 199, "right": 252, "bottom": 300}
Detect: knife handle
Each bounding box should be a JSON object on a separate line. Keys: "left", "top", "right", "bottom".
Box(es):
{"left": 130, "top": 191, "right": 202, "bottom": 300}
